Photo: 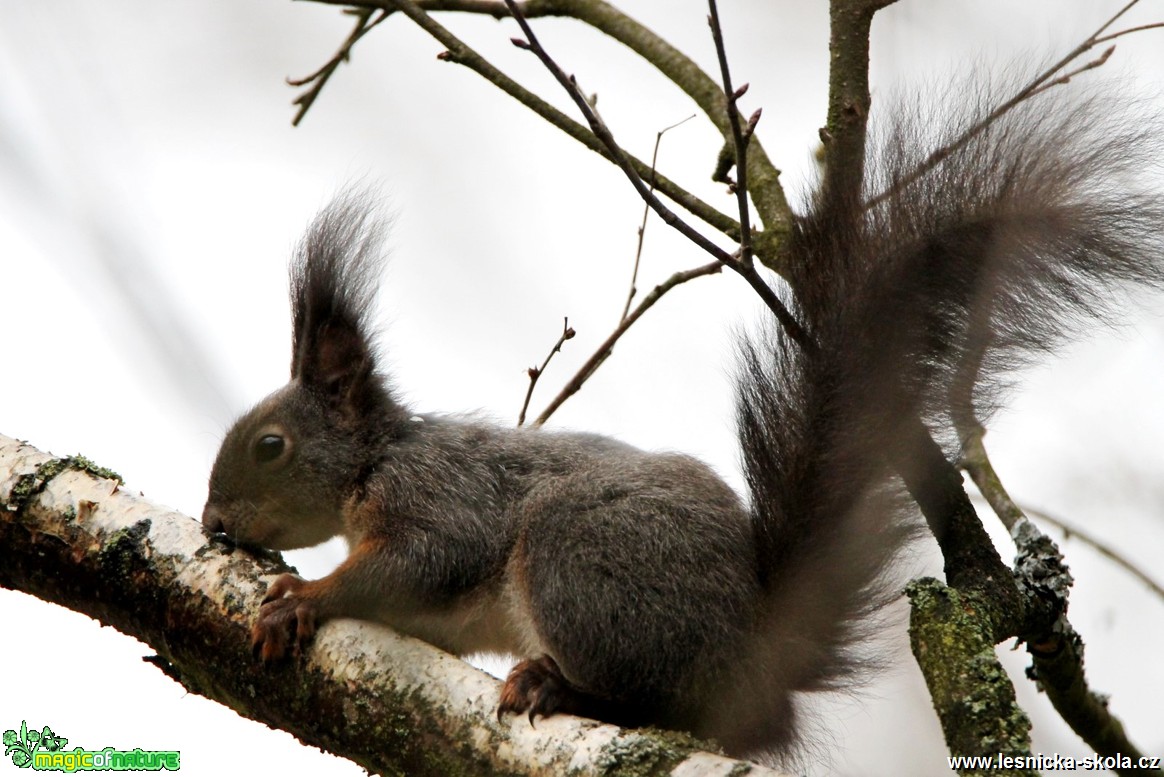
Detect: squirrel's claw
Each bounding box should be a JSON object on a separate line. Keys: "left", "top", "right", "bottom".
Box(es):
{"left": 261, "top": 572, "right": 306, "bottom": 605}
{"left": 497, "top": 655, "right": 575, "bottom": 726}
{"left": 252, "top": 575, "right": 318, "bottom": 661}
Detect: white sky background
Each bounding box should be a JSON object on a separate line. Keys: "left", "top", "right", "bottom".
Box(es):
{"left": 1, "top": 1, "right": 1163, "bottom": 775}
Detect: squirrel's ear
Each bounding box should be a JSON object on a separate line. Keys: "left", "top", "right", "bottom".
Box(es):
{"left": 289, "top": 192, "right": 386, "bottom": 418}
{"left": 300, "top": 319, "right": 376, "bottom": 409}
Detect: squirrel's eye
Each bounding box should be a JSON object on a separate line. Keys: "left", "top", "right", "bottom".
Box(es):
{"left": 254, "top": 434, "right": 285, "bottom": 464}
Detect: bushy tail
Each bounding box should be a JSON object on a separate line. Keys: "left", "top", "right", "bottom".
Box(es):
{"left": 733, "top": 77, "right": 1164, "bottom": 757}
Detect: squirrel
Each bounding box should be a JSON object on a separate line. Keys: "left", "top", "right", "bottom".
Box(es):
{"left": 202, "top": 77, "right": 1164, "bottom": 762}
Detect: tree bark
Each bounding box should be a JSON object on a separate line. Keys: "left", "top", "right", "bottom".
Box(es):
{"left": 0, "top": 433, "right": 787, "bottom": 777}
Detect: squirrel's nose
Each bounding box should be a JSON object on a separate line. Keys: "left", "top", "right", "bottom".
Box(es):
{"left": 201, "top": 503, "right": 226, "bottom": 534}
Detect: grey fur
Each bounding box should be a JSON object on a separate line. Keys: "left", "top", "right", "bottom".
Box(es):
{"left": 203, "top": 75, "right": 1164, "bottom": 763}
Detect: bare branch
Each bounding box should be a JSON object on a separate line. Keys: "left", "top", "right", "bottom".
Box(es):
{"left": 821, "top": 0, "right": 879, "bottom": 207}
{"left": 361, "top": 0, "right": 741, "bottom": 241}
{"left": 1090, "top": 0, "right": 1148, "bottom": 38}
{"left": 1093, "top": 21, "right": 1164, "bottom": 44}
{"left": 518, "top": 317, "right": 575, "bottom": 426}
{"left": 623, "top": 114, "right": 695, "bottom": 321}
{"left": 959, "top": 429, "right": 1024, "bottom": 532}
{"left": 1026, "top": 46, "right": 1114, "bottom": 99}
{"left": 0, "top": 434, "right": 787, "bottom": 777}
{"left": 958, "top": 431, "right": 1163, "bottom": 776}
{"left": 706, "top": 0, "right": 755, "bottom": 268}
{"left": 1020, "top": 505, "right": 1164, "bottom": 604}
{"left": 503, "top": 1, "right": 724, "bottom": 262}
{"left": 907, "top": 579, "right": 1035, "bottom": 769}
{"left": 503, "top": 0, "right": 808, "bottom": 347}
{"left": 1014, "top": 515, "right": 1164, "bottom": 777}
{"left": 865, "top": 1, "right": 1154, "bottom": 209}
{"left": 533, "top": 261, "right": 722, "bottom": 426}
{"left": 307, "top": 0, "right": 793, "bottom": 261}
{"left": 289, "top": 9, "right": 388, "bottom": 126}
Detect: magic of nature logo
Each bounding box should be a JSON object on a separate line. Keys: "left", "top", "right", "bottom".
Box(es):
{"left": 3, "top": 721, "right": 179, "bottom": 772}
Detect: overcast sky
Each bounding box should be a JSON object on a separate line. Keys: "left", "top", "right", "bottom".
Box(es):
{"left": 2, "top": 2, "right": 1163, "bottom": 774}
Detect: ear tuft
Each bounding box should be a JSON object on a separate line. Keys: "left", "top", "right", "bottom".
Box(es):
{"left": 289, "top": 189, "right": 390, "bottom": 418}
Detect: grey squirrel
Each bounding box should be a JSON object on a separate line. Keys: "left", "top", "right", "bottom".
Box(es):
{"left": 201, "top": 78, "right": 1164, "bottom": 761}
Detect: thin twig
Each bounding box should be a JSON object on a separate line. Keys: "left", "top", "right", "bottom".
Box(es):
{"left": 1020, "top": 505, "right": 1164, "bottom": 603}
{"left": 503, "top": 3, "right": 724, "bottom": 261}
{"left": 960, "top": 428, "right": 1162, "bottom": 775}
{"left": 533, "top": 261, "right": 723, "bottom": 426}
{"left": 289, "top": 9, "right": 388, "bottom": 126}
{"left": 369, "top": 0, "right": 741, "bottom": 241}
{"left": 517, "top": 317, "right": 575, "bottom": 426}
{"left": 309, "top": 0, "right": 793, "bottom": 239}
{"left": 503, "top": 0, "right": 808, "bottom": 348}
{"left": 1026, "top": 46, "right": 1115, "bottom": 100}
{"left": 707, "top": 0, "right": 757, "bottom": 268}
{"left": 960, "top": 428, "right": 1024, "bottom": 532}
{"left": 865, "top": 0, "right": 1148, "bottom": 209}
{"left": 623, "top": 114, "right": 696, "bottom": 321}
{"left": 1094, "top": 20, "right": 1164, "bottom": 44}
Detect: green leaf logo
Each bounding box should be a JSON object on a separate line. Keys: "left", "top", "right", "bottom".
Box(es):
{"left": 4, "top": 720, "right": 68, "bottom": 769}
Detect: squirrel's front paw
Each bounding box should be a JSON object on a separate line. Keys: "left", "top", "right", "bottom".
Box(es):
{"left": 252, "top": 573, "right": 319, "bottom": 661}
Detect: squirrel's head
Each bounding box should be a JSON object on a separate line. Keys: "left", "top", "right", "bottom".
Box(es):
{"left": 203, "top": 381, "right": 370, "bottom": 550}
{"left": 202, "top": 193, "right": 404, "bottom": 550}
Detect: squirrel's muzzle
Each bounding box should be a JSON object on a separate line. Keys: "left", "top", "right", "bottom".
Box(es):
{"left": 201, "top": 503, "right": 227, "bottom": 535}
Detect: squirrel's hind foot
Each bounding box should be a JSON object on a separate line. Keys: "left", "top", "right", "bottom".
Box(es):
{"left": 497, "top": 654, "right": 623, "bottom": 726}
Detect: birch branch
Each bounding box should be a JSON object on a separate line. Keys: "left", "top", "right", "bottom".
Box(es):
{"left": 0, "top": 433, "right": 786, "bottom": 777}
